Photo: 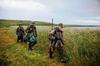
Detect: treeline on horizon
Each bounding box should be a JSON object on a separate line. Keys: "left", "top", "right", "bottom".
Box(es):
{"left": 0, "top": 19, "right": 52, "bottom": 27}
{"left": 0, "top": 19, "right": 100, "bottom": 27}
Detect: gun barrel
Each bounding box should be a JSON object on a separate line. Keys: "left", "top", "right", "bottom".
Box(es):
{"left": 52, "top": 18, "right": 53, "bottom": 30}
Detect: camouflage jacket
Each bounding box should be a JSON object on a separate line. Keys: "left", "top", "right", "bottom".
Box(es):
{"left": 26, "top": 25, "right": 37, "bottom": 37}
{"left": 16, "top": 26, "right": 25, "bottom": 36}
{"left": 49, "top": 27, "right": 64, "bottom": 47}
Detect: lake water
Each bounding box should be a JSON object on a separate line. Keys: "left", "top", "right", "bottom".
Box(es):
{"left": 11, "top": 26, "right": 100, "bottom": 30}
{"left": 65, "top": 27, "right": 100, "bottom": 30}
{"left": 11, "top": 26, "right": 51, "bottom": 30}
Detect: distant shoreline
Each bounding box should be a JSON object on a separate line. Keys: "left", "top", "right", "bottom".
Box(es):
{"left": 0, "top": 19, "right": 100, "bottom": 27}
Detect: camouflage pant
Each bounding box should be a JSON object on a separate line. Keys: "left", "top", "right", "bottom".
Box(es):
{"left": 17, "top": 35, "right": 24, "bottom": 42}
{"left": 49, "top": 40, "right": 65, "bottom": 60}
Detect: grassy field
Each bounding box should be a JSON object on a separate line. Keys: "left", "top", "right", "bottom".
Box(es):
{"left": 0, "top": 20, "right": 100, "bottom": 66}
{"left": 0, "top": 19, "right": 52, "bottom": 27}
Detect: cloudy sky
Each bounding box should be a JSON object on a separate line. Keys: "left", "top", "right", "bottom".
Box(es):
{"left": 0, "top": 0, "right": 100, "bottom": 25}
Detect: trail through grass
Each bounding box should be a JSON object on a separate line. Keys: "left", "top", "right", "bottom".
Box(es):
{"left": 0, "top": 27, "right": 100, "bottom": 66}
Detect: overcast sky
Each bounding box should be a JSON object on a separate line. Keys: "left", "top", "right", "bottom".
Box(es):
{"left": 0, "top": 0, "right": 100, "bottom": 25}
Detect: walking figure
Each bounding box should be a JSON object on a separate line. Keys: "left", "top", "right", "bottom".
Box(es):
{"left": 25, "top": 23, "right": 37, "bottom": 50}
{"left": 48, "top": 23, "right": 66, "bottom": 63}
{"left": 16, "top": 24, "right": 25, "bottom": 42}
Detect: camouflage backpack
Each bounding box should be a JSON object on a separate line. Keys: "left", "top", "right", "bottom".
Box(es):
{"left": 48, "top": 27, "right": 63, "bottom": 41}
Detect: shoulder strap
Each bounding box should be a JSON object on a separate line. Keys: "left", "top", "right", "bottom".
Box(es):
{"left": 54, "top": 29, "right": 63, "bottom": 39}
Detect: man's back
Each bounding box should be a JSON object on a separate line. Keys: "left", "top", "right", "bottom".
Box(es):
{"left": 16, "top": 26, "right": 25, "bottom": 36}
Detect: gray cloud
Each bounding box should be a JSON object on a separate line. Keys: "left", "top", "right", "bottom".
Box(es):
{"left": 0, "top": 0, "right": 100, "bottom": 25}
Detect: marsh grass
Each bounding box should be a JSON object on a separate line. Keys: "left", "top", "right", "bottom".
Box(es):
{"left": 0, "top": 27, "right": 100, "bottom": 66}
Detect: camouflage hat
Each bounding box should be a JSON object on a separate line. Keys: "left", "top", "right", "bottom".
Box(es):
{"left": 58, "top": 23, "right": 64, "bottom": 28}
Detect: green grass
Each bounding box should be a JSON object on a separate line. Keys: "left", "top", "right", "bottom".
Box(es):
{"left": 0, "top": 25, "right": 100, "bottom": 66}
{"left": 0, "top": 19, "right": 53, "bottom": 27}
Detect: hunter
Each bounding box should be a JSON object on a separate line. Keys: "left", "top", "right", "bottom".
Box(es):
{"left": 48, "top": 23, "right": 66, "bottom": 63}
{"left": 25, "top": 23, "right": 37, "bottom": 50}
{"left": 16, "top": 24, "right": 25, "bottom": 42}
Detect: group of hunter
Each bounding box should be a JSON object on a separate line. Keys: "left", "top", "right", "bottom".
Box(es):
{"left": 16, "top": 23, "right": 67, "bottom": 63}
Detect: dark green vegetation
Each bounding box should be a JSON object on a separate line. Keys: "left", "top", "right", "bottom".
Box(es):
{"left": 0, "top": 19, "right": 52, "bottom": 27}
{"left": 0, "top": 20, "right": 100, "bottom": 66}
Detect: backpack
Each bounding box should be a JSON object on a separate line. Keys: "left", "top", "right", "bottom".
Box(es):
{"left": 24, "top": 33, "right": 37, "bottom": 44}
{"left": 48, "top": 30, "right": 55, "bottom": 41}
{"left": 48, "top": 27, "right": 64, "bottom": 49}
{"left": 48, "top": 27, "right": 63, "bottom": 40}
{"left": 54, "top": 28, "right": 63, "bottom": 40}
{"left": 29, "top": 33, "right": 35, "bottom": 42}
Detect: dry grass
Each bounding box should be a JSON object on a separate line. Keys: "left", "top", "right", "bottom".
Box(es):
{"left": 0, "top": 28, "right": 16, "bottom": 47}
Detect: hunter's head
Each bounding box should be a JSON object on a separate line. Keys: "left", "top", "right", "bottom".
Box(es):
{"left": 58, "top": 23, "right": 64, "bottom": 28}
{"left": 29, "top": 22, "right": 35, "bottom": 27}
{"left": 19, "top": 24, "right": 22, "bottom": 27}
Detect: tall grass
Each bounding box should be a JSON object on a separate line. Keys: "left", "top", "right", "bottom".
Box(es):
{"left": 0, "top": 27, "right": 99, "bottom": 66}
{"left": 63, "top": 29, "right": 99, "bottom": 66}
